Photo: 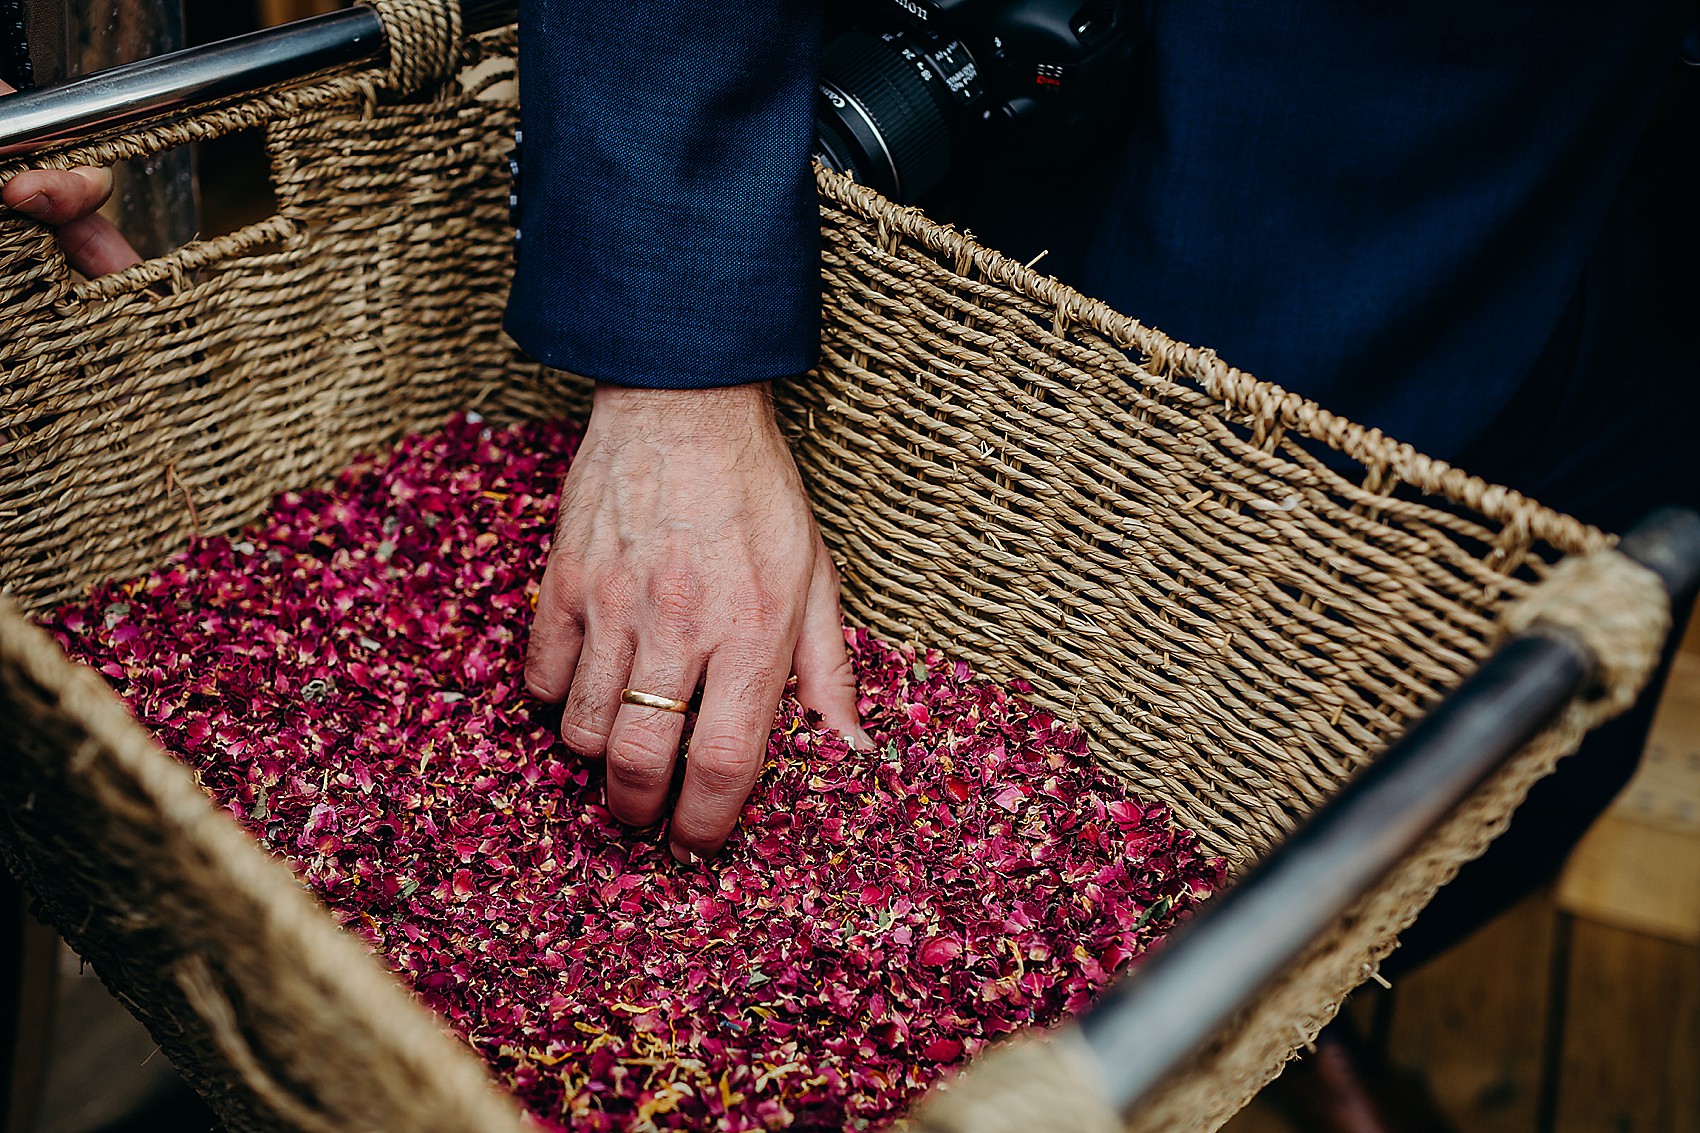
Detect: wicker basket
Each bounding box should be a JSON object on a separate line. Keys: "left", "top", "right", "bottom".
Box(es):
{"left": 0, "top": 7, "right": 1672, "bottom": 1132}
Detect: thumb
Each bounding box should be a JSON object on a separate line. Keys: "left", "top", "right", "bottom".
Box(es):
{"left": 792, "top": 548, "right": 871, "bottom": 749}
{"left": 4, "top": 166, "right": 116, "bottom": 225}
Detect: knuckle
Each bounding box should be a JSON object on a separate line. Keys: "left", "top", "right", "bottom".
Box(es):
{"left": 529, "top": 598, "right": 583, "bottom": 646}
{"left": 687, "top": 737, "right": 765, "bottom": 798}
{"left": 717, "top": 652, "right": 784, "bottom": 704}
{"left": 647, "top": 570, "right": 705, "bottom": 632}
{"left": 559, "top": 717, "right": 609, "bottom": 758}
{"left": 606, "top": 735, "right": 676, "bottom": 793}
{"left": 589, "top": 570, "right": 633, "bottom": 617}
{"left": 536, "top": 563, "right": 586, "bottom": 619}
{"left": 728, "top": 590, "right": 787, "bottom": 635}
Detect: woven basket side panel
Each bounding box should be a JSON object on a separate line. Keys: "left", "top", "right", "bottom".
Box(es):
{"left": 0, "top": 34, "right": 561, "bottom": 1132}
{"left": 0, "top": 603, "right": 527, "bottom": 1133}
{"left": 0, "top": 33, "right": 568, "bottom": 618}
{"left": 786, "top": 174, "right": 1608, "bottom": 869}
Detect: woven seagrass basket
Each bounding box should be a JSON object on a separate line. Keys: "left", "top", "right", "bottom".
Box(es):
{"left": 0, "top": 6, "right": 1674, "bottom": 1132}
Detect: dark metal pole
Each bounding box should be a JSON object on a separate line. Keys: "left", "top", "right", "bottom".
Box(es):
{"left": 0, "top": 0, "right": 517, "bottom": 159}
{"left": 1078, "top": 507, "right": 1700, "bottom": 1114}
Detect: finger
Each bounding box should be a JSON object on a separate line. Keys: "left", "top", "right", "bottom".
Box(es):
{"left": 57, "top": 214, "right": 142, "bottom": 278}
{"left": 668, "top": 647, "right": 788, "bottom": 861}
{"left": 558, "top": 620, "right": 633, "bottom": 760}
{"left": 4, "top": 167, "right": 116, "bottom": 225}
{"left": 603, "top": 646, "right": 703, "bottom": 827}
{"left": 792, "top": 550, "right": 871, "bottom": 749}
{"left": 525, "top": 551, "right": 586, "bottom": 702}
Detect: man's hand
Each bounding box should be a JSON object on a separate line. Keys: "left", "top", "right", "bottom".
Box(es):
{"left": 527, "top": 381, "right": 870, "bottom": 861}
{"left": 1, "top": 80, "right": 142, "bottom": 278}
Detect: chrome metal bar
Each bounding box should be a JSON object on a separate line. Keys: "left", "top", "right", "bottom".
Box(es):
{"left": 62, "top": 0, "right": 199, "bottom": 258}
{"left": 1078, "top": 506, "right": 1700, "bottom": 1116}
{"left": 0, "top": 1, "right": 517, "bottom": 159}
{"left": 0, "top": 7, "right": 380, "bottom": 157}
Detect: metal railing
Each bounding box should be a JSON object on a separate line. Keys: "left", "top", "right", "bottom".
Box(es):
{"left": 0, "top": 0, "right": 515, "bottom": 157}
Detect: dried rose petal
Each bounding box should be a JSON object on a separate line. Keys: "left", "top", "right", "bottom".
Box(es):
{"left": 920, "top": 1039, "right": 963, "bottom": 1062}
{"left": 44, "top": 413, "right": 1226, "bottom": 1132}
{"left": 917, "top": 938, "right": 963, "bottom": 967}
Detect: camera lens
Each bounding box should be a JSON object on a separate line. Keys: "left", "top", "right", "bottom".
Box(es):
{"left": 815, "top": 29, "right": 954, "bottom": 202}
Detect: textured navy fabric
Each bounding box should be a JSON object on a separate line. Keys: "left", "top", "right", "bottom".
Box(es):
{"left": 1068, "top": 0, "right": 1691, "bottom": 462}
{"left": 1385, "top": 73, "right": 1700, "bottom": 974}
{"left": 505, "top": 0, "right": 823, "bottom": 388}
{"left": 506, "top": 1, "right": 1692, "bottom": 456}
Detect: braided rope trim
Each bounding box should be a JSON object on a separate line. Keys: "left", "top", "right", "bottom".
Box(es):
{"left": 909, "top": 1024, "right": 1122, "bottom": 1133}
{"left": 370, "top": 0, "right": 463, "bottom": 94}
{"left": 812, "top": 167, "right": 1606, "bottom": 558}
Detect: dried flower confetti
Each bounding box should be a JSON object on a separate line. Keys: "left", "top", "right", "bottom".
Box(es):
{"left": 45, "top": 414, "right": 1224, "bottom": 1131}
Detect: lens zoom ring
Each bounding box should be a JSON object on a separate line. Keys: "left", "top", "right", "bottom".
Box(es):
{"left": 820, "top": 30, "right": 952, "bottom": 200}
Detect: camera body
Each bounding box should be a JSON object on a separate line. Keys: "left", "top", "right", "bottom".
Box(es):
{"left": 815, "top": 0, "right": 1143, "bottom": 203}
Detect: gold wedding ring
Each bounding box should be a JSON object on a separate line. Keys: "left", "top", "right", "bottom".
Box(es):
{"left": 620, "top": 688, "right": 690, "bottom": 714}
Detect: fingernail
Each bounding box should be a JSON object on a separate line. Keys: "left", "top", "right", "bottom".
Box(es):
{"left": 12, "top": 192, "right": 48, "bottom": 217}
{"left": 669, "top": 842, "right": 703, "bottom": 866}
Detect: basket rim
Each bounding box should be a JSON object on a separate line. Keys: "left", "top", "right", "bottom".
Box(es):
{"left": 813, "top": 165, "right": 1606, "bottom": 558}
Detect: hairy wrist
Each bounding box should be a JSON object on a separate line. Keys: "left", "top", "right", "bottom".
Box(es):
{"left": 590, "top": 381, "right": 775, "bottom": 438}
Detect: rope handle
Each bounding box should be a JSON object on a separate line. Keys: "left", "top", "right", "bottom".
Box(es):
{"left": 1498, "top": 548, "right": 1670, "bottom": 716}
{"left": 0, "top": 0, "right": 468, "bottom": 299}
{"left": 369, "top": 0, "right": 464, "bottom": 95}
{"left": 0, "top": 0, "right": 467, "bottom": 181}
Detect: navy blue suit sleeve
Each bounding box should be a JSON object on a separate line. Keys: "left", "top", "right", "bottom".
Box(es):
{"left": 505, "top": 1, "right": 824, "bottom": 389}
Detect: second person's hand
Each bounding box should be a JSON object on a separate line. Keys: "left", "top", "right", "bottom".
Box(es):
{"left": 526, "top": 380, "right": 871, "bottom": 861}
{"left": 0, "top": 79, "right": 141, "bottom": 279}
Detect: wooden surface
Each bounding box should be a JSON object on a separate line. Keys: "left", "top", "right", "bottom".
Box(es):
{"left": 1557, "top": 818, "right": 1700, "bottom": 945}
{"left": 1551, "top": 920, "right": 1700, "bottom": 1133}
{"left": 1382, "top": 892, "right": 1559, "bottom": 1133}
{"left": 1557, "top": 652, "right": 1700, "bottom": 944}
{"left": 255, "top": 0, "right": 346, "bottom": 25}
{"left": 1224, "top": 893, "right": 1700, "bottom": 1133}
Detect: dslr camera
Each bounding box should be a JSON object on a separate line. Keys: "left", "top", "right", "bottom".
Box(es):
{"left": 815, "top": 0, "right": 1143, "bottom": 204}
